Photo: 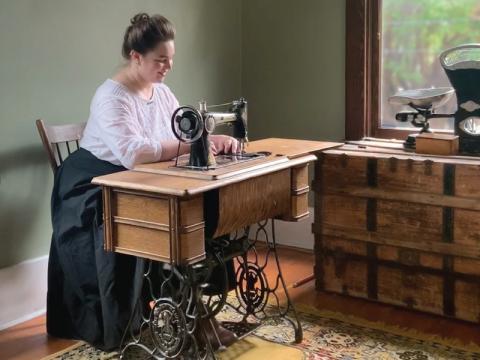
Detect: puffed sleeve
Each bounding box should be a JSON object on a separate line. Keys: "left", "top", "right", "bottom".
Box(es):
{"left": 94, "top": 96, "right": 163, "bottom": 169}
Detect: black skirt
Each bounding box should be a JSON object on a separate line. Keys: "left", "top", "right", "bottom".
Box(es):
{"left": 47, "top": 148, "right": 236, "bottom": 351}
{"left": 47, "top": 148, "right": 144, "bottom": 351}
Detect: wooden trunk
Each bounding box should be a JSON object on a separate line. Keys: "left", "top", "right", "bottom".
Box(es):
{"left": 313, "top": 141, "right": 480, "bottom": 322}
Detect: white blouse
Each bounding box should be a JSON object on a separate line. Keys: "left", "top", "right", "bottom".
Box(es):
{"left": 80, "top": 79, "right": 179, "bottom": 169}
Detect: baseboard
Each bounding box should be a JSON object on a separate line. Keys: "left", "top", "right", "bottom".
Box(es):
{"left": 249, "top": 207, "right": 314, "bottom": 250}
{"left": 0, "top": 255, "right": 48, "bottom": 330}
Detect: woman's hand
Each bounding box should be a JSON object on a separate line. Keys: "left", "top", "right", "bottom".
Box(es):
{"left": 209, "top": 134, "right": 240, "bottom": 155}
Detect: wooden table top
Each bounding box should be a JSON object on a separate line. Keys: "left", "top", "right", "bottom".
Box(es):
{"left": 245, "top": 138, "right": 341, "bottom": 158}
{"left": 92, "top": 138, "right": 341, "bottom": 196}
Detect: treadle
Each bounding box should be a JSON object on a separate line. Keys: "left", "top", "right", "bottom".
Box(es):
{"left": 119, "top": 219, "right": 303, "bottom": 359}
{"left": 220, "top": 321, "right": 261, "bottom": 339}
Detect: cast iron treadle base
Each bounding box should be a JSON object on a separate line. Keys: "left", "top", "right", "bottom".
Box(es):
{"left": 119, "top": 219, "right": 302, "bottom": 359}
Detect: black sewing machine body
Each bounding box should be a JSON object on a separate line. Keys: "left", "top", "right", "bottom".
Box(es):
{"left": 389, "top": 44, "right": 480, "bottom": 153}
{"left": 171, "top": 98, "right": 261, "bottom": 169}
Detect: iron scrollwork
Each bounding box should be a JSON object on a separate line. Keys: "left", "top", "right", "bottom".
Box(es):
{"left": 119, "top": 219, "right": 303, "bottom": 359}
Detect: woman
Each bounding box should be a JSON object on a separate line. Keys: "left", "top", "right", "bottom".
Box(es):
{"left": 47, "top": 13, "right": 238, "bottom": 351}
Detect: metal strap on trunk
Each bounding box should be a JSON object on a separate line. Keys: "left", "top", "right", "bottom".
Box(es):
{"left": 366, "top": 157, "right": 378, "bottom": 299}
{"left": 443, "top": 163, "right": 456, "bottom": 316}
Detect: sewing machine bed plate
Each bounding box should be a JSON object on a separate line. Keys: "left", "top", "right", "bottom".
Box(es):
{"left": 176, "top": 153, "right": 265, "bottom": 169}
{"left": 134, "top": 154, "right": 288, "bottom": 180}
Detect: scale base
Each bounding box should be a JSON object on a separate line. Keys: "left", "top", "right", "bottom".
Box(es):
{"left": 404, "top": 130, "right": 434, "bottom": 150}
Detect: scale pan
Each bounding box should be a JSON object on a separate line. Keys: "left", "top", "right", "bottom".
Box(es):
{"left": 389, "top": 87, "right": 455, "bottom": 109}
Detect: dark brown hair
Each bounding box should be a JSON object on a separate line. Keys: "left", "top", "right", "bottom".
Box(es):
{"left": 121, "top": 13, "right": 175, "bottom": 60}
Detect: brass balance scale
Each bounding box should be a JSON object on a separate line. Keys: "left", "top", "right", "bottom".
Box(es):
{"left": 389, "top": 44, "right": 480, "bottom": 154}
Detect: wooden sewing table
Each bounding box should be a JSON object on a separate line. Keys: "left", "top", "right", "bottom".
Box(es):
{"left": 92, "top": 138, "right": 340, "bottom": 359}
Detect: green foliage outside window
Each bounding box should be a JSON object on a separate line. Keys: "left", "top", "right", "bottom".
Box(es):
{"left": 381, "top": 0, "right": 480, "bottom": 128}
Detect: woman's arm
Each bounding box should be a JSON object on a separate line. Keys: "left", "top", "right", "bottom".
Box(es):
{"left": 158, "top": 140, "right": 190, "bottom": 161}
{"left": 94, "top": 97, "right": 179, "bottom": 169}
{"left": 158, "top": 135, "right": 239, "bottom": 161}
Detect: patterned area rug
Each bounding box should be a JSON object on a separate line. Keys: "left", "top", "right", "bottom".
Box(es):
{"left": 42, "top": 303, "right": 480, "bottom": 360}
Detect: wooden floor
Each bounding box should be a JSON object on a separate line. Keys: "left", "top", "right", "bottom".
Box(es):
{"left": 1, "top": 246, "right": 479, "bottom": 359}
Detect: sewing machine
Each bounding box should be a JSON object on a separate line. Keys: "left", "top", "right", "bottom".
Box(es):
{"left": 93, "top": 137, "right": 342, "bottom": 359}
{"left": 171, "top": 98, "right": 262, "bottom": 169}
{"left": 389, "top": 44, "right": 480, "bottom": 153}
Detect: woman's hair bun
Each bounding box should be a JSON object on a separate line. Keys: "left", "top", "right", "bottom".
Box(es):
{"left": 122, "top": 12, "right": 175, "bottom": 60}
{"left": 131, "top": 13, "right": 150, "bottom": 25}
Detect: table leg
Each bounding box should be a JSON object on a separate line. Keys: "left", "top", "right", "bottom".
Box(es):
{"left": 119, "top": 260, "right": 216, "bottom": 359}
{"left": 119, "top": 218, "right": 304, "bottom": 358}
{"left": 225, "top": 219, "right": 303, "bottom": 343}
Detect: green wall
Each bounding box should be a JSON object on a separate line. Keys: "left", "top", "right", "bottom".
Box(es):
{"left": 0, "top": 0, "right": 345, "bottom": 268}
{"left": 0, "top": 0, "right": 241, "bottom": 268}
{"left": 242, "top": 0, "right": 345, "bottom": 141}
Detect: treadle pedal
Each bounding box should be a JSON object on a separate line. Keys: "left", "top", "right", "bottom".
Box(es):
{"left": 220, "top": 321, "right": 261, "bottom": 339}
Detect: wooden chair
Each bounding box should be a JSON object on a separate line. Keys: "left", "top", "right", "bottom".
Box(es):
{"left": 36, "top": 119, "right": 86, "bottom": 173}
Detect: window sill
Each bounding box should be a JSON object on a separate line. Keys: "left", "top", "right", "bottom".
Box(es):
{"left": 375, "top": 127, "right": 454, "bottom": 141}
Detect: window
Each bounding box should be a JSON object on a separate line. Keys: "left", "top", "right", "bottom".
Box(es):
{"left": 346, "top": 0, "right": 480, "bottom": 140}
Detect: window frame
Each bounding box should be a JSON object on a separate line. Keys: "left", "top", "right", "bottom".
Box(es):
{"left": 345, "top": 0, "right": 451, "bottom": 140}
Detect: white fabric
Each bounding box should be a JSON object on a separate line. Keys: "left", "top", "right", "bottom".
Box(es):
{"left": 80, "top": 79, "right": 179, "bottom": 169}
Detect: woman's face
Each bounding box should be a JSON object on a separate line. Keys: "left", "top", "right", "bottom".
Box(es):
{"left": 137, "top": 40, "right": 175, "bottom": 83}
